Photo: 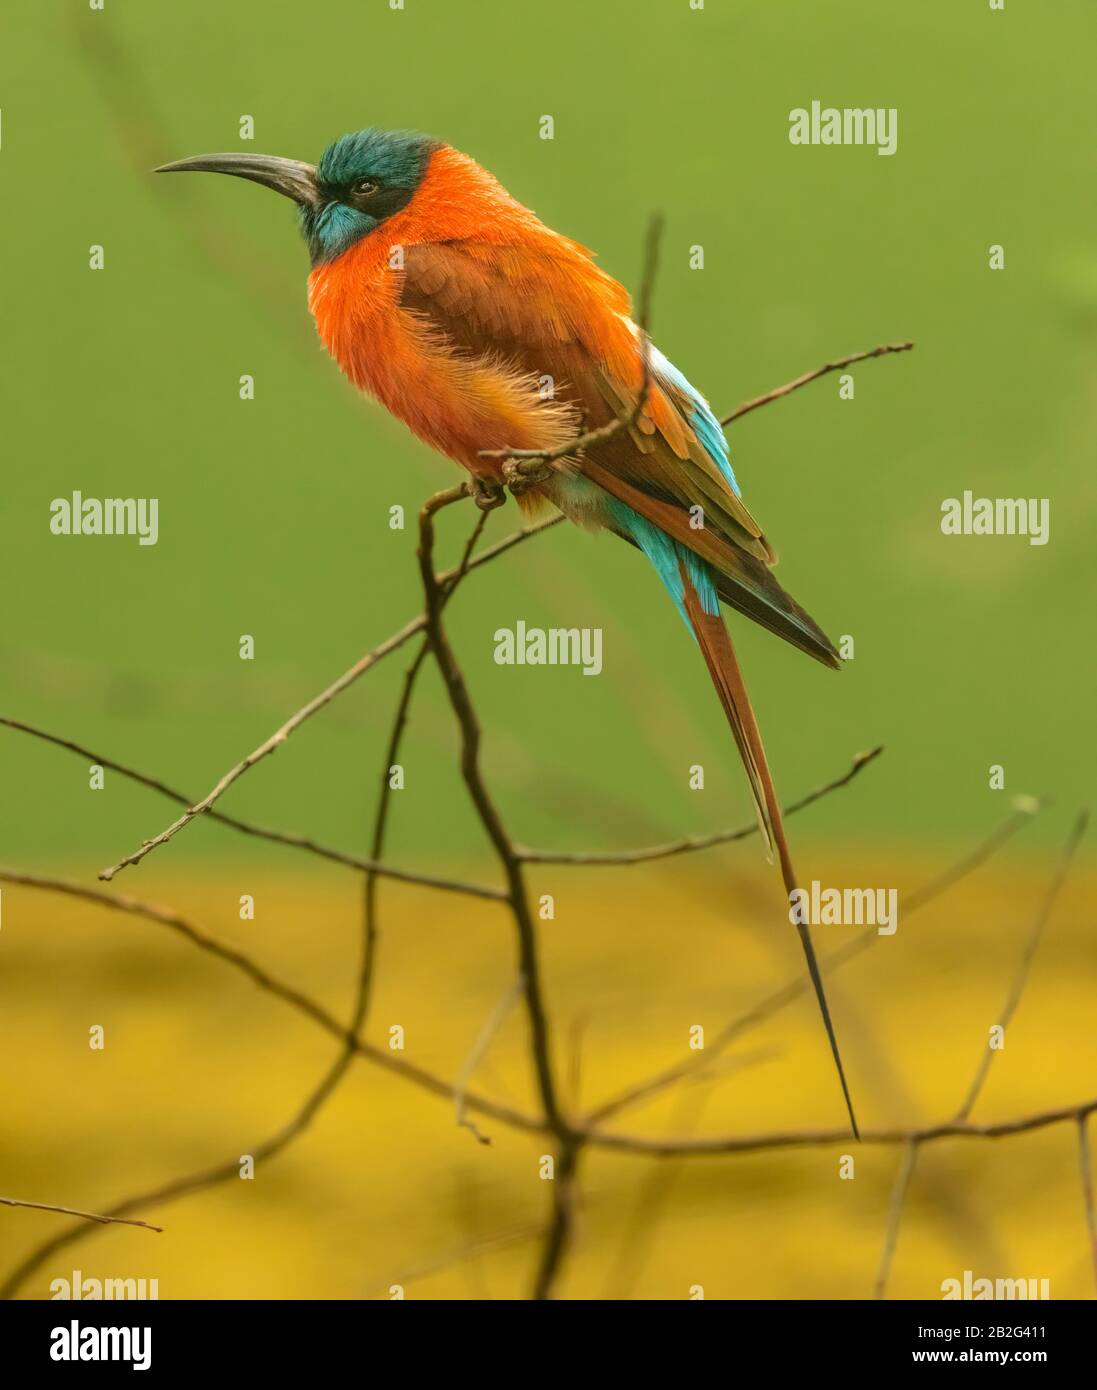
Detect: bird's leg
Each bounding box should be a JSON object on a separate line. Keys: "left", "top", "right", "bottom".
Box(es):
{"left": 468, "top": 475, "right": 507, "bottom": 512}
{"left": 502, "top": 457, "right": 553, "bottom": 497}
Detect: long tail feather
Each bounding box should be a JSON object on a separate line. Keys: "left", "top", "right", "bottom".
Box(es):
{"left": 586, "top": 457, "right": 843, "bottom": 670}
{"left": 681, "top": 569, "right": 860, "bottom": 1140}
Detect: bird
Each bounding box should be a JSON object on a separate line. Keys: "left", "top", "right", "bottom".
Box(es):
{"left": 156, "top": 127, "right": 859, "bottom": 1138}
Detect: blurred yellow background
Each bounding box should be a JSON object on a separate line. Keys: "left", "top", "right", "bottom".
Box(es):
{"left": 3, "top": 824, "right": 1094, "bottom": 1300}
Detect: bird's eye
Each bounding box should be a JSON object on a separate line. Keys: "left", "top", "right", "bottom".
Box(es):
{"left": 351, "top": 178, "right": 379, "bottom": 197}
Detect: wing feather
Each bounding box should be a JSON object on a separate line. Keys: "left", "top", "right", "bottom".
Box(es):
{"left": 398, "top": 240, "right": 838, "bottom": 666}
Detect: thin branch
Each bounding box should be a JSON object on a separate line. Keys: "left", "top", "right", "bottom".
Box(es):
{"left": 532, "top": 1139, "right": 582, "bottom": 1301}
{"left": 953, "top": 809, "right": 1088, "bottom": 1122}
{"left": 520, "top": 745, "right": 883, "bottom": 865}
{"left": 91, "top": 613, "right": 429, "bottom": 881}
{"left": 0, "top": 868, "right": 544, "bottom": 1138}
{"left": 0, "top": 869, "right": 346, "bottom": 1037}
{"left": 873, "top": 1140, "right": 919, "bottom": 1299}
{"left": 10, "top": 1086, "right": 1092, "bottom": 1299}
{"left": 586, "top": 1095, "right": 1097, "bottom": 1158}
{"left": 565, "top": 1014, "right": 587, "bottom": 1114}
{"left": 359, "top": 643, "right": 427, "bottom": 1011}
{"left": 720, "top": 342, "right": 915, "bottom": 426}
{"left": 0, "top": 1052, "right": 352, "bottom": 1300}
{"left": 418, "top": 488, "right": 567, "bottom": 1135}
{"left": 417, "top": 487, "right": 574, "bottom": 1298}
{"left": 454, "top": 974, "right": 526, "bottom": 1145}
{"left": 601, "top": 1056, "right": 774, "bottom": 1299}
{"left": 1078, "top": 1114, "right": 1097, "bottom": 1294}
{"left": 0, "top": 717, "right": 502, "bottom": 903}
{"left": 0, "top": 1196, "right": 162, "bottom": 1233}
{"left": 901, "top": 796, "right": 1045, "bottom": 911}
{"left": 369, "top": 1221, "right": 542, "bottom": 1295}
{"left": 94, "top": 517, "right": 558, "bottom": 883}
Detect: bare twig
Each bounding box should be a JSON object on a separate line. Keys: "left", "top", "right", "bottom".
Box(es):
{"left": 720, "top": 342, "right": 915, "bottom": 426}
{"left": 0, "top": 1196, "right": 162, "bottom": 1233}
{"left": 587, "top": 1096, "right": 1097, "bottom": 1157}
{"left": 369, "top": 1221, "right": 542, "bottom": 1295}
{"left": 533, "top": 1139, "right": 582, "bottom": 1301}
{"left": 1079, "top": 1114, "right": 1097, "bottom": 1293}
{"left": 94, "top": 517, "right": 559, "bottom": 882}
{"left": 0, "top": 1056, "right": 352, "bottom": 1300}
{"left": 0, "top": 716, "right": 502, "bottom": 902}
{"left": 873, "top": 1140, "right": 919, "bottom": 1299}
{"left": 565, "top": 1015, "right": 587, "bottom": 1114}
{"left": 0, "top": 868, "right": 543, "bottom": 1138}
{"left": 953, "top": 809, "right": 1088, "bottom": 1122}
{"left": 92, "top": 611, "right": 430, "bottom": 881}
{"left": 454, "top": 974, "right": 526, "bottom": 1145}
{"left": 0, "top": 869, "right": 348, "bottom": 1035}
{"left": 902, "top": 797, "right": 1044, "bottom": 910}
{"left": 419, "top": 489, "right": 566, "bottom": 1132}
{"left": 520, "top": 745, "right": 883, "bottom": 864}
{"left": 417, "top": 488, "right": 578, "bottom": 1297}
{"left": 601, "top": 1056, "right": 776, "bottom": 1299}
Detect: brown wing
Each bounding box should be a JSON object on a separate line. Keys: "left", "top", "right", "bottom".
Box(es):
{"left": 400, "top": 241, "right": 839, "bottom": 666}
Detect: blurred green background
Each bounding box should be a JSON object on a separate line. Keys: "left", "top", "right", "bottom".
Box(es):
{"left": 1, "top": 0, "right": 1094, "bottom": 1301}
{"left": 2, "top": 0, "right": 1094, "bottom": 865}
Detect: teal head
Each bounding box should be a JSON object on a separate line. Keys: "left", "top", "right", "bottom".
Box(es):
{"left": 156, "top": 127, "right": 438, "bottom": 265}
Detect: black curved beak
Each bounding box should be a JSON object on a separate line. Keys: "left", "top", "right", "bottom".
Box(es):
{"left": 155, "top": 153, "right": 320, "bottom": 208}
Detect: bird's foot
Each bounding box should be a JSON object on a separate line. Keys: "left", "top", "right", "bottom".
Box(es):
{"left": 468, "top": 476, "right": 507, "bottom": 512}
{"left": 502, "top": 458, "right": 553, "bottom": 496}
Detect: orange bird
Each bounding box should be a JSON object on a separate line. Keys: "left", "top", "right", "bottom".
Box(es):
{"left": 158, "top": 128, "right": 858, "bottom": 1136}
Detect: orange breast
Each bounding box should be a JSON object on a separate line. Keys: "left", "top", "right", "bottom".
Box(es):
{"left": 306, "top": 144, "right": 682, "bottom": 478}
{"left": 310, "top": 240, "right": 568, "bottom": 475}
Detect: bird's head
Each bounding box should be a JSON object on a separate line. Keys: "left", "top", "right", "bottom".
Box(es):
{"left": 156, "top": 127, "right": 439, "bottom": 265}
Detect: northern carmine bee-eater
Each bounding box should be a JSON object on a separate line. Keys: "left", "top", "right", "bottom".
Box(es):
{"left": 157, "top": 128, "right": 858, "bottom": 1136}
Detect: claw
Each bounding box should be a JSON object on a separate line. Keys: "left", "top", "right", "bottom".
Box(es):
{"left": 502, "top": 458, "right": 552, "bottom": 496}
{"left": 469, "top": 476, "right": 507, "bottom": 512}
